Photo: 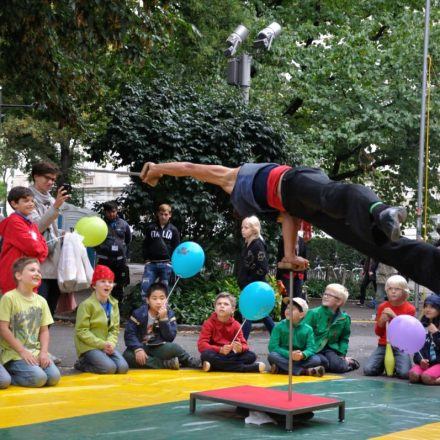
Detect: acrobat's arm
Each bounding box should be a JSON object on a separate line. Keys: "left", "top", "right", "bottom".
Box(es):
{"left": 280, "top": 212, "right": 309, "bottom": 271}
{"left": 140, "top": 161, "right": 239, "bottom": 194}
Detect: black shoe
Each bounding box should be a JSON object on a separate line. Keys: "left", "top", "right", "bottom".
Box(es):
{"left": 186, "top": 357, "right": 202, "bottom": 369}
{"left": 377, "top": 206, "right": 407, "bottom": 241}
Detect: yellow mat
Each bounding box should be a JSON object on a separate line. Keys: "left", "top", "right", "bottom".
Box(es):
{"left": 0, "top": 370, "right": 336, "bottom": 429}
{"left": 371, "top": 422, "right": 440, "bottom": 440}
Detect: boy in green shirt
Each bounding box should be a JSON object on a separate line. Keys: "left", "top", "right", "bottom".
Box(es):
{"left": 0, "top": 257, "right": 60, "bottom": 387}
{"left": 303, "top": 283, "right": 359, "bottom": 373}
{"left": 268, "top": 297, "right": 324, "bottom": 376}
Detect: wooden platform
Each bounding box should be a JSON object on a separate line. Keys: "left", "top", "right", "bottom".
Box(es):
{"left": 189, "top": 385, "right": 345, "bottom": 431}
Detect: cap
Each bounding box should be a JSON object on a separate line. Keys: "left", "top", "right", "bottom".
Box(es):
{"left": 283, "top": 296, "right": 309, "bottom": 313}
{"left": 424, "top": 294, "right": 440, "bottom": 310}
{"left": 91, "top": 264, "right": 115, "bottom": 287}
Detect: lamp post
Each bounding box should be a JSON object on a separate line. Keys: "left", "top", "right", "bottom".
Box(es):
{"left": 224, "top": 23, "right": 282, "bottom": 104}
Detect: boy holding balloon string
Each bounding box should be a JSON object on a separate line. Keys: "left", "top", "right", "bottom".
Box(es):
{"left": 197, "top": 292, "right": 266, "bottom": 373}
{"left": 363, "top": 275, "right": 415, "bottom": 379}
{"left": 123, "top": 282, "right": 201, "bottom": 370}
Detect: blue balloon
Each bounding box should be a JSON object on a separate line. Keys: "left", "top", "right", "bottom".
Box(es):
{"left": 239, "top": 281, "right": 275, "bottom": 321}
{"left": 171, "top": 241, "right": 205, "bottom": 278}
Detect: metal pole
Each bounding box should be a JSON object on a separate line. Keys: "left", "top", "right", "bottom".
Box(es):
{"left": 76, "top": 167, "right": 141, "bottom": 177}
{"left": 288, "top": 270, "right": 293, "bottom": 400}
{"left": 415, "top": 0, "right": 431, "bottom": 312}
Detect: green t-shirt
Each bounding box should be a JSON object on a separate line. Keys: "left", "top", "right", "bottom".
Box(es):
{"left": 0, "top": 289, "right": 53, "bottom": 364}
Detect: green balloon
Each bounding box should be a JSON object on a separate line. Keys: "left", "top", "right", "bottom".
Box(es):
{"left": 74, "top": 216, "right": 108, "bottom": 247}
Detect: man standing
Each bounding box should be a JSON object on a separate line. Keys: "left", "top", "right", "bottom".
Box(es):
{"left": 95, "top": 201, "right": 132, "bottom": 302}
{"left": 141, "top": 204, "right": 180, "bottom": 299}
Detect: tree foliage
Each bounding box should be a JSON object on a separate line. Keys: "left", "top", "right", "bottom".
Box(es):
{"left": 88, "top": 79, "right": 292, "bottom": 257}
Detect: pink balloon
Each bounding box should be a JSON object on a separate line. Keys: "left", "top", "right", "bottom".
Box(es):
{"left": 388, "top": 315, "right": 426, "bottom": 354}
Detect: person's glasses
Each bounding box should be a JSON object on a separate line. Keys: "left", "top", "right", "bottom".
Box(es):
{"left": 322, "top": 292, "right": 339, "bottom": 299}
{"left": 42, "top": 175, "right": 56, "bottom": 182}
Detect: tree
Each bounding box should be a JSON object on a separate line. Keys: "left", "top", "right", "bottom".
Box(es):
{"left": 88, "top": 79, "right": 292, "bottom": 259}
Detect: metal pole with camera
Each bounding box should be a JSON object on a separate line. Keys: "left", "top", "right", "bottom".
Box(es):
{"left": 224, "top": 23, "right": 282, "bottom": 104}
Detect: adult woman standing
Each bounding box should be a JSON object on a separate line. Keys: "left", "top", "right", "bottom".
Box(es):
{"left": 237, "top": 215, "right": 274, "bottom": 340}
{"left": 29, "top": 162, "right": 69, "bottom": 317}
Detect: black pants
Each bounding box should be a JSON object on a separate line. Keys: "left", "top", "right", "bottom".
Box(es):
{"left": 200, "top": 350, "right": 258, "bottom": 372}
{"left": 281, "top": 167, "right": 440, "bottom": 292}
{"left": 359, "top": 274, "right": 376, "bottom": 304}
{"left": 97, "top": 259, "right": 130, "bottom": 302}
{"left": 39, "top": 279, "right": 61, "bottom": 318}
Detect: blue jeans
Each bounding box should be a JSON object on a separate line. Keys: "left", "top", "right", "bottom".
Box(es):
{"left": 76, "top": 349, "right": 129, "bottom": 374}
{"left": 268, "top": 352, "right": 322, "bottom": 375}
{"left": 5, "top": 360, "right": 60, "bottom": 388}
{"left": 363, "top": 345, "right": 412, "bottom": 379}
{"left": 141, "top": 262, "right": 172, "bottom": 299}
{"left": 0, "top": 363, "right": 11, "bottom": 389}
{"left": 242, "top": 316, "right": 274, "bottom": 340}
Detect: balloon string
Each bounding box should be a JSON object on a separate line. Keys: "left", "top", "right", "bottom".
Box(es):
{"left": 231, "top": 320, "right": 246, "bottom": 344}
{"left": 166, "top": 276, "right": 181, "bottom": 302}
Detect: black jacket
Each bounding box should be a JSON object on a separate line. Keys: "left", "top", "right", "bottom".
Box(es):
{"left": 237, "top": 237, "right": 268, "bottom": 290}
{"left": 142, "top": 222, "right": 180, "bottom": 261}
{"left": 95, "top": 217, "right": 131, "bottom": 261}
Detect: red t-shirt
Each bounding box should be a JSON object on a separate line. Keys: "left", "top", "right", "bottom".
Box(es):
{"left": 375, "top": 301, "right": 416, "bottom": 346}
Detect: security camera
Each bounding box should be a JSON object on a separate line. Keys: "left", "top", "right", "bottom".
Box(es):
{"left": 224, "top": 25, "right": 249, "bottom": 57}
{"left": 253, "top": 22, "right": 282, "bottom": 50}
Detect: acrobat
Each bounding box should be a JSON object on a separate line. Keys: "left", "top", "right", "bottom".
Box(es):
{"left": 140, "top": 161, "right": 440, "bottom": 293}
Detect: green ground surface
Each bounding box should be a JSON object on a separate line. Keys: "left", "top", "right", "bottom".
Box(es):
{"left": 1, "top": 379, "right": 438, "bottom": 440}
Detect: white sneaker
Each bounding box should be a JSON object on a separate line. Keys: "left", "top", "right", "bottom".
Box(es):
{"left": 202, "top": 361, "right": 211, "bottom": 372}
{"left": 258, "top": 362, "right": 266, "bottom": 373}
{"left": 371, "top": 314, "right": 376, "bottom": 320}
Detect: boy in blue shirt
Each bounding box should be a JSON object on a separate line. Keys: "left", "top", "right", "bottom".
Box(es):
{"left": 123, "top": 282, "right": 200, "bottom": 369}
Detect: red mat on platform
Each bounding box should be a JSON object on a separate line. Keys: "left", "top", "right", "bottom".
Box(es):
{"left": 196, "top": 385, "right": 339, "bottom": 410}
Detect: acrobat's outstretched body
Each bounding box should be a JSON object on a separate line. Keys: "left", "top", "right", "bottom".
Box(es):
{"left": 140, "top": 161, "right": 440, "bottom": 293}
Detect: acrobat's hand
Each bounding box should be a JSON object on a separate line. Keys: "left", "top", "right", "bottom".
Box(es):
{"left": 281, "top": 255, "right": 310, "bottom": 271}
{"left": 140, "top": 162, "right": 162, "bottom": 187}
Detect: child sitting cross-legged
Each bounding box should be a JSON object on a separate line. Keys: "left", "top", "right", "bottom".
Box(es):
{"left": 409, "top": 294, "right": 440, "bottom": 385}
{"left": 363, "top": 275, "right": 415, "bottom": 379}
{"left": 74, "top": 265, "right": 129, "bottom": 374}
{"left": 197, "top": 292, "right": 265, "bottom": 373}
{"left": 268, "top": 297, "right": 324, "bottom": 376}
{"left": 123, "top": 282, "right": 200, "bottom": 370}
{"left": 303, "top": 283, "right": 359, "bottom": 373}
{"left": 0, "top": 257, "right": 60, "bottom": 387}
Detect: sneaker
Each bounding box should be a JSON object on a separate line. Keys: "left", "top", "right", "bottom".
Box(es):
{"left": 187, "top": 357, "right": 202, "bottom": 369}
{"left": 49, "top": 354, "right": 62, "bottom": 366}
{"left": 305, "top": 366, "right": 325, "bottom": 377}
{"left": 371, "top": 313, "right": 376, "bottom": 320}
{"left": 270, "top": 363, "right": 279, "bottom": 374}
{"left": 163, "top": 357, "right": 180, "bottom": 370}
{"left": 74, "top": 360, "right": 83, "bottom": 371}
{"left": 258, "top": 362, "right": 266, "bottom": 373}
{"left": 202, "top": 361, "right": 211, "bottom": 372}
{"left": 356, "top": 302, "right": 365, "bottom": 308}
{"left": 377, "top": 206, "right": 407, "bottom": 241}
{"left": 346, "top": 358, "right": 360, "bottom": 371}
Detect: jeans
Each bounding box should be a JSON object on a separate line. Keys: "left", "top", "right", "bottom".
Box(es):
{"left": 242, "top": 316, "right": 274, "bottom": 340}
{"left": 38, "top": 279, "right": 61, "bottom": 318}
{"left": 5, "top": 360, "right": 60, "bottom": 388}
{"left": 76, "top": 349, "right": 129, "bottom": 374}
{"left": 123, "top": 342, "right": 197, "bottom": 369}
{"left": 268, "top": 352, "right": 322, "bottom": 375}
{"left": 200, "top": 349, "right": 258, "bottom": 372}
{"left": 0, "top": 363, "right": 11, "bottom": 389}
{"left": 363, "top": 345, "right": 412, "bottom": 379}
{"left": 141, "top": 262, "right": 172, "bottom": 299}
{"left": 317, "top": 348, "right": 349, "bottom": 373}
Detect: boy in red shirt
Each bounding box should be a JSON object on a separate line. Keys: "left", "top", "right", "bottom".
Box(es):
{"left": 0, "top": 187, "right": 48, "bottom": 294}
{"left": 197, "top": 292, "right": 265, "bottom": 373}
{"left": 363, "top": 275, "right": 415, "bottom": 378}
